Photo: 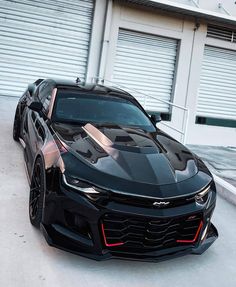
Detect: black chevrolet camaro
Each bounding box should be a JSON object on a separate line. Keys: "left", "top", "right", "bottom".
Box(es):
{"left": 13, "top": 78, "right": 218, "bottom": 261}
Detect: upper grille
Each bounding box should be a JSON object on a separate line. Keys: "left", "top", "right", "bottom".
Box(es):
{"left": 102, "top": 212, "right": 202, "bottom": 251}
{"left": 110, "top": 192, "right": 195, "bottom": 208}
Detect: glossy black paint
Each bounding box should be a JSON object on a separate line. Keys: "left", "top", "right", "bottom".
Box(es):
{"left": 14, "top": 78, "right": 218, "bottom": 261}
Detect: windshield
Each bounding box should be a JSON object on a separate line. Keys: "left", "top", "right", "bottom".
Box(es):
{"left": 53, "top": 89, "right": 155, "bottom": 131}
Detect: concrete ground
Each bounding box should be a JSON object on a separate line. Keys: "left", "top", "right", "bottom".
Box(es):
{"left": 1, "top": 96, "right": 236, "bottom": 287}
{"left": 188, "top": 145, "right": 236, "bottom": 187}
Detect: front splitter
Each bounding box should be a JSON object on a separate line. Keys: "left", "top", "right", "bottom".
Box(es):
{"left": 40, "top": 222, "right": 218, "bottom": 262}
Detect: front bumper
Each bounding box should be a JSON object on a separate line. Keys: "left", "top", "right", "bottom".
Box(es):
{"left": 41, "top": 183, "right": 218, "bottom": 261}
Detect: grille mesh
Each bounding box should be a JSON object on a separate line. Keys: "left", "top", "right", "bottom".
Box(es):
{"left": 102, "top": 213, "right": 202, "bottom": 250}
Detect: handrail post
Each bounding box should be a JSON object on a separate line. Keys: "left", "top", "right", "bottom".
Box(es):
{"left": 183, "top": 109, "right": 189, "bottom": 145}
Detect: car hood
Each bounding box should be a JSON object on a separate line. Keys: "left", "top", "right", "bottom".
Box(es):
{"left": 53, "top": 122, "right": 199, "bottom": 186}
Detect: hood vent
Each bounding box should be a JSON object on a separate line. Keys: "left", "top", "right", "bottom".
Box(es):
{"left": 207, "top": 25, "right": 235, "bottom": 42}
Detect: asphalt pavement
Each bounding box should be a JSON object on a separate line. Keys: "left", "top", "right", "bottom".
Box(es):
{"left": 1, "top": 96, "right": 236, "bottom": 287}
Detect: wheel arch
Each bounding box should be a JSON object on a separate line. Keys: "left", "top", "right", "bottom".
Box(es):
{"left": 30, "top": 152, "right": 46, "bottom": 190}
{"left": 32, "top": 148, "right": 62, "bottom": 197}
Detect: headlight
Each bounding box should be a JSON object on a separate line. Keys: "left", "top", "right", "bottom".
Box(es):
{"left": 62, "top": 174, "right": 99, "bottom": 194}
{"left": 195, "top": 185, "right": 211, "bottom": 204}
{"left": 62, "top": 174, "right": 109, "bottom": 203}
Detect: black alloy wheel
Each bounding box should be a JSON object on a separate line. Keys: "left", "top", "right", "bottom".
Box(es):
{"left": 29, "top": 157, "right": 45, "bottom": 227}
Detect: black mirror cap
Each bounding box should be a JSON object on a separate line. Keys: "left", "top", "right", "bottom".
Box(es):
{"left": 28, "top": 101, "right": 43, "bottom": 112}
{"left": 150, "top": 114, "right": 162, "bottom": 124}
{"left": 27, "top": 84, "right": 35, "bottom": 97}
{"left": 28, "top": 79, "right": 44, "bottom": 97}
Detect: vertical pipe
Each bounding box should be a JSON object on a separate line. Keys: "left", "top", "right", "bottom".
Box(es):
{"left": 86, "top": 0, "right": 108, "bottom": 82}
{"left": 183, "top": 109, "right": 189, "bottom": 145}
{"left": 98, "top": 0, "right": 113, "bottom": 80}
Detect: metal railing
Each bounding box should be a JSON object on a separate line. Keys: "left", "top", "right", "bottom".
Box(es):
{"left": 92, "top": 77, "right": 189, "bottom": 144}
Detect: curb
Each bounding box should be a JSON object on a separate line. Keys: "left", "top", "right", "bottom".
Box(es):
{"left": 213, "top": 174, "right": 236, "bottom": 206}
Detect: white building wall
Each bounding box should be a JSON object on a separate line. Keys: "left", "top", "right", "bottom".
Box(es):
{"left": 100, "top": 2, "right": 196, "bottom": 142}
{"left": 166, "top": 0, "right": 236, "bottom": 16}
{"left": 93, "top": 1, "right": 236, "bottom": 146}
{"left": 3, "top": 0, "right": 227, "bottom": 146}
{"left": 186, "top": 26, "right": 236, "bottom": 146}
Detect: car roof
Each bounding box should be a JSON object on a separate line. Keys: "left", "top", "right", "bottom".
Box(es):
{"left": 40, "top": 78, "right": 134, "bottom": 100}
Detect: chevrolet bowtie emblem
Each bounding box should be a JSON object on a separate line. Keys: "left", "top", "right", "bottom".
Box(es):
{"left": 153, "top": 201, "right": 170, "bottom": 207}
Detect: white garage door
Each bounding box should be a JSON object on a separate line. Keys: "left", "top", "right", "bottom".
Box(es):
{"left": 113, "top": 29, "right": 178, "bottom": 113}
{"left": 197, "top": 46, "right": 236, "bottom": 120}
{"left": 0, "top": 0, "right": 94, "bottom": 97}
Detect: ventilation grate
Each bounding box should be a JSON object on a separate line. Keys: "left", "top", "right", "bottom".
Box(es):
{"left": 207, "top": 25, "right": 235, "bottom": 42}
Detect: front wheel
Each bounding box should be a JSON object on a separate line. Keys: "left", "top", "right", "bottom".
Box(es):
{"left": 29, "top": 157, "right": 45, "bottom": 228}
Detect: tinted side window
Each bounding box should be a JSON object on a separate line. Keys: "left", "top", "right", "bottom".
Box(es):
{"left": 37, "top": 82, "right": 53, "bottom": 114}
{"left": 42, "top": 92, "right": 52, "bottom": 113}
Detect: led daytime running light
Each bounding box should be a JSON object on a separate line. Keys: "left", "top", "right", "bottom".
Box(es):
{"left": 62, "top": 174, "right": 100, "bottom": 194}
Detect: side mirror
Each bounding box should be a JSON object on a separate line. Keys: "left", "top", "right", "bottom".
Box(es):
{"left": 150, "top": 114, "right": 162, "bottom": 124}
{"left": 28, "top": 83, "right": 35, "bottom": 97}
{"left": 28, "top": 101, "right": 43, "bottom": 112}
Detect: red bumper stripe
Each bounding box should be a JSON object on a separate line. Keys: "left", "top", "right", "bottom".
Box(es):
{"left": 176, "top": 220, "right": 203, "bottom": 243}
{"left": 101, "top": 223, "right": 124, "bottom": 247}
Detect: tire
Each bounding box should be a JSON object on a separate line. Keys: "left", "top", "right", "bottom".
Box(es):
{"left": 29, "top": 157, "right": 45, "bottom": 228}
{"left": 13, "top": 106, "right": 21, "bottom": 141}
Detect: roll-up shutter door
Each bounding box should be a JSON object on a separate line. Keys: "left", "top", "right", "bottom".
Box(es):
{"left": 197, "top": 46, "right": 236, "bottom": 120}
{"left": 113, "top": 29, "right": 178, "bottom": 113}
{"left": 0, "top": 0, "right": 94, "bottom": 97}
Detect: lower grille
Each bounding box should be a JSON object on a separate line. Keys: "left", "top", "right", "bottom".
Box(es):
{"left": 102, "top": 213, "right": 203, "bottom": 250}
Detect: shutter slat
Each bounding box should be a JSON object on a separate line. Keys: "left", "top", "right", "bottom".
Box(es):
{"left": 197, "top": 46, "right": 236, "bottom": 120}
{"left": 113, "top": 29, "right": 178, "bottom": 113}
{"left": 0, "top": 0, "right": 94, "bottom": 97}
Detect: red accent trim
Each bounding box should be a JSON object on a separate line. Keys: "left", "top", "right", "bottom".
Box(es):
{"left": 176, "top": 220, "right": 203, "bottom": 243}
{"left": 101, "top": 223, "right": 124, "bottom": 247}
